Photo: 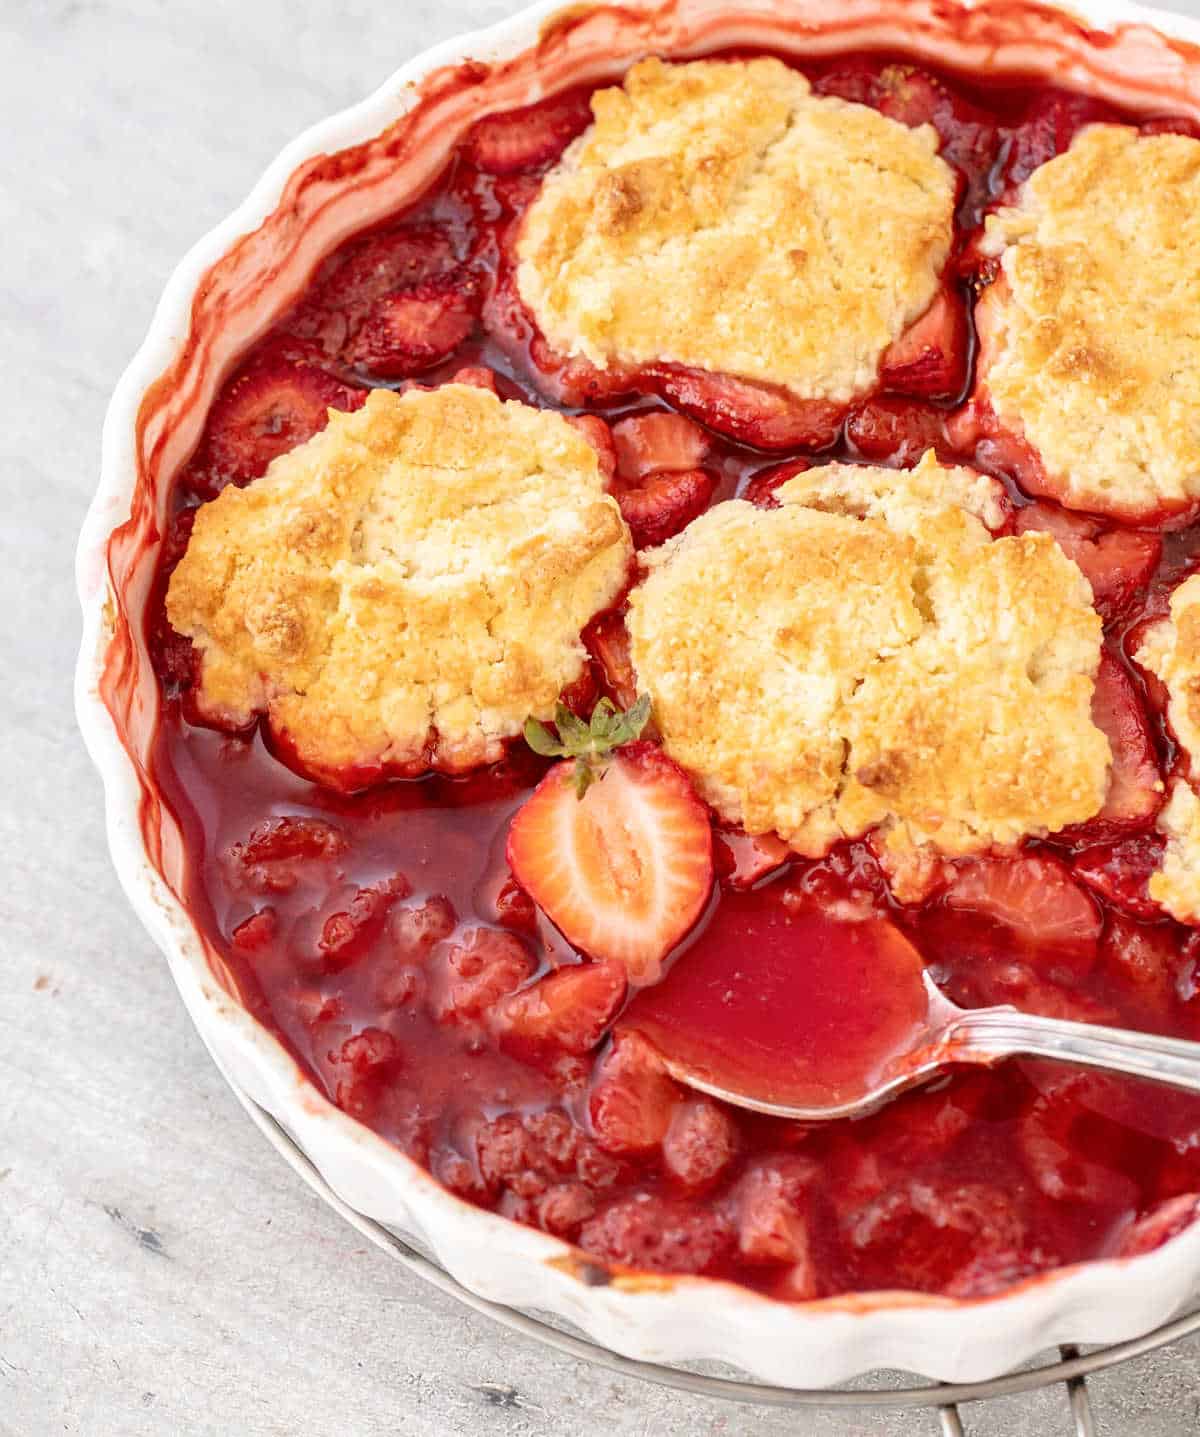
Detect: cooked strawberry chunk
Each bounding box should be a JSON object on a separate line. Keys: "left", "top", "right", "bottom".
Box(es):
{"left": 389, "top": 895, "right": 457, "bottom": 962}
{"left": 447, "top": 364, "right": 499, "bottom": 393}
{"left": 846, "top": 398, "right": 953, "bottom": 466}
{"left": 617, "top": 468, "right": 715, "bottom": 549}
{"left": 1018, "top": 1072, "right": 1140, "bottom": 1207}
{"left": 1098, "top": 914, "right": 1178, "bottom": 1021}
{"left": 315, "top": 223, "right": 459, "bottom": 316}
{"left": 348, "top": 274, "right": 477, "bottom": 376}
{"left": 566, "top": 413, "right": 617, "bottom": 481}
{"left": 713, "top": 829, "right": 793, "bottom": 889}
{"left": 327, "top": 1027, "right": 402, "bottom": 1120}
{"left": 319, "top": 875, "right": 410, "bottom": 969}
{"left": 588, "top": 1031, "right": 682, "bottom": 1154}
{"left": 733, "top": 1159, "right": 818, "bottom": 1265}
{"left": 202, "top": 353, "right": 366, "bottom": 489}
{"left": 650, "top": 367, "right": 844, "bottom": 451}
{"left": 431, "top": 927, "right": 534, "bottom": 1025}
{"left": 612, "top": 412, "right": 711, "bottom": 479}
{"left": 1081, "top": 653, "right": 1163, "bottom": 834}
{"left": 1074, "top": 833, "right": 1167, "bottom": 921}
{"left": 943, "top": 853, "right": 1101, "bottom": 954}
{"left": 1002, "top": 89, "right": 1118, "bottom": 193}
{"left": 578, "top": 1194, "right": 734, "bottom": 1274}
{"left": 493, "top": 960, "right": 627, "bottom": 1057}
{"left": 230, "top": 907, "right": 278, "bottom": 953}
{"left": 227, "top": 816, "right": 349, "bottom": 894}
{"left": 741, "top": 459, "right": 811, "bottom": 510}
{"left": 467, "top": 89, "right": 594, "bottom": 174}
{"left": 1014, "top": 503, "right": 1163, "bottom": 624}
{"left": 661, "top": 1098, "right": 738, "bottom": 1191}
{"left": 878, "top": 290, "right": 968, "bottom": 400}
{"left": 507, "top": 741, "right": 713, "bottom": 983}
{"left": 583, "top": 614, "right": 638, "bottom": 711}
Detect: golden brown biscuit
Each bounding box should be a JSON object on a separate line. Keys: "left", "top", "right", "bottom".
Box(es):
{"left": 978, "top": 124, "right": 1200, "bottom": 519}
{"left": 516, "top": 57, "right": 957, "bottom": 403}
{"left": 167, "top": 385, "right": 633, "bottom": 782}
{"left": 627, "top": 453, "right": 1109, "bottom": 866}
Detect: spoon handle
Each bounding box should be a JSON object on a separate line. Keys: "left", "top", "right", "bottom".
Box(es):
{"left": 943, "top": 1008, "right": 1200, "bottom": 1094}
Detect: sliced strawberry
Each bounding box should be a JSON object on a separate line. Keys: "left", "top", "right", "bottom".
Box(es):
{"left": 617, "top": 468, "right": 715, "bottom": 549}
{"left": 318, "top": 875, "right": 410, "bottom": 969}
{"left": 507, "top": 741, "right": 712, "bottom": 983}
{"left": 389, "top": 895, "right": 457, "bottom": 962}
{"left": 578, "top": 1193, "right": 734, "bottom": 1274}
{"left": 1075, "top": 833, "right": 1167, "bottom": 920}
{"left": 230, "top": 907, "right": 277, "bottom": 954}
{"left": 493, "top": 959, "right": 627, "bottom": 1057}
{"left": 943, "top": 853, "right": 1102, "bottom": 954}
{"left": 1114, "top": 1193, "right": 1200, "bottom": 1257}
{"left": 713, "top": 829, "right": 793, "bottom": 889}
{"left": 741, "top": 459, "right": 811, "bottom": 510}
{"left": 878, "top": 290, "right": 968, "bottom": 400}
{"left": 583, "top": 613, "right": 638, "bottom": 711}
{"left": 430, "top": 926, "right": 534, "bottom": 1025}
{"left": 1141, "top": 116, "right": 1200, "bottom": 140}
{"left": 1014, "top": 503, "right": 1163, "bottom": 624}
{"left": 734, "top": 1160, "right": 818, "bottom": 1265}
{"left": 1098, "top": 913, "right": 1178, "bottom": 1019}
{"left": 587, "top": 1031, "right": 683, "bottom": 1154}
{"left": 650, "top": 366, "right": 844, "bottom": 451}
{"left": 490, "top": 875, "right": 539, "bottom": 936}
{"left": 1002, "top": 90, "right": 1117, "bottom": 194}
{"left": 661, "top": 1098, "right": 738, "bottom": 1191}
{"left": 612, "top": 412, "right": 711, "bottom": 480}
{"left": 467, "top": 89, "right": 594, "bottom": 174}
{"left": 846, "top": 398, "right": 951, "bottom": 466}
{"left": 1083, "top": 653, "right": 1164, "bottom": 833}
{"left": 566, "top": 413, "right": 617, "bottom": 481}
{"left": 348, "top": 274, "right": 477, "bottom": 376}
{"left": 448, "top": 364, "right": 499, "bottom": 393}
{"left": 202, "top": 353, "right": 366, "bottom": 488}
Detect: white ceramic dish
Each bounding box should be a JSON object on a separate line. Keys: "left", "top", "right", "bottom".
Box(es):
{"left": 76, "top": 0, "right": 1200, "bottom": 1385}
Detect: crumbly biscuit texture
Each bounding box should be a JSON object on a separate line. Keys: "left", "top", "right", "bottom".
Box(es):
{"left": 516, "top": 57, "right": 956, "bottom": 402}
{"left": 1135, "top": 574, "right": 1200, "bottom": 920}
{"left": 166, "top": 385, "right": 633, "bottom": 779}
{"left": 627, "top": 453, "right": 1109, "bottom": 864}
{"left": 979, "top": 124, "right": 1200, "bottom": 517}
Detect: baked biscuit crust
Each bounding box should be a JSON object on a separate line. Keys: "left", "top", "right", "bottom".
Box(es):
{"left": 516, "top": 57, "right": 957, "bottom": 404}
{"left": 166, "top": 385, "right": 633, "bottom": 783}
{"left": 977, "top": 124, "right": 1200, "bottom": 520}
{"left": 627, "top": 454, "right": 1109, "bottom": 866}
{"left": 1135, "top": 574, "right": 1200, "bottom": 920}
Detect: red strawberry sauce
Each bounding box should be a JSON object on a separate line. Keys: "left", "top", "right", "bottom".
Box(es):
{"left": 146, "top": 50, "right": 1200, "bottom": 1300}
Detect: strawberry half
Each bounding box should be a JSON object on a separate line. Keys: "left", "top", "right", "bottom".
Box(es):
{"left": 1014, "top": 503, "right": 1162, "bottom": 624}
{"left": 612, "top": 412, "right": 711, "bottom": 480}
{"left": 878, "top": 290, "right": 968, "bottom": 400}
{"left": 467, "top": 90, "right": 594, "bottom": 175}
{"left": 203, "top": 352, "right": 366, "bottom": 489}
{"left": 507, "top": 738, "right": 713, "bottom": 984}
{"left": 943, "top": 853, "right": 1101, "bottom": 954}
{"left": 617, "top": 468, "right": 716, "bottom": 549}
{"left": 348, "top": 274, "right": 478, "bottom": 377}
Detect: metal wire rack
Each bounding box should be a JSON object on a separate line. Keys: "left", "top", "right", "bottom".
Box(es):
{"left": 231, "top": 1085, "right": 1200, "bottom": 1435}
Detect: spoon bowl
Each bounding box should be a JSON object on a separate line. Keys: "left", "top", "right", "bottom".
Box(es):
{"left": 621, "top": 903, "right": 1200, "bottom": 1121}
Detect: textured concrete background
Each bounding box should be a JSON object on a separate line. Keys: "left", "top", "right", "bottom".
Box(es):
{"left": 5, "top": 1, "right": 1200, "bottom": 1432}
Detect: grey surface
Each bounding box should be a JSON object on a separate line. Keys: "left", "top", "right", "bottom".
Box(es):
{"left": 5, "top": 0, "right": 1200, "bottom": 1432}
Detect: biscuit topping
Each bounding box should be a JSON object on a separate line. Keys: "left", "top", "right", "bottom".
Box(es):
{"left": 978, "top": 124, "right": 1200, "bottom": 519}
{"left": 516, "top": 57, "right": 957, "bottom": 403}
{"left": 1135, "top": 574, "right": 1200, "bottom": 920}
{"left": 627, "top": 454, "right": 1110, "bottom": 864}
{"left": 166, "top": 385, "right": 633, "bottom": 783}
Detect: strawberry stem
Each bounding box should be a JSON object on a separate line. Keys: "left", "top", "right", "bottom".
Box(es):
{"left": 523, "top": 694, "right": 652, "bottom": 799}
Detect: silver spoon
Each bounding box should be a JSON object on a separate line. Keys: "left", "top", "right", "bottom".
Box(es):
{"left": 619, "top": 909, "right": 1200, "bottom": 1122}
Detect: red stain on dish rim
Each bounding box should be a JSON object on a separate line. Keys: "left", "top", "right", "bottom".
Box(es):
{"left": 95, "top": 0, "right": 1200, "bottom": 1307}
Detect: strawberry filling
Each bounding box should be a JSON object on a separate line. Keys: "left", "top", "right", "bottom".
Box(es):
{"left": 149, "top": 50, "right": 1200, "bottom": 1303}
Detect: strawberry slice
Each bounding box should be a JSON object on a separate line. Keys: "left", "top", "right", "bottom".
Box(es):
{"left": 714, "top": 830, "right": 793, "bottom": 889}
{"left": 203, "top": 353, "right": 366, "bottom": 488}
{"left": 1085, "top": 653, "right": 1163, "bottom": 833}
{"left": 566, "top": 414, "right": 617, "bottom": 482}
{"left": 1014, "top": 503, "right": 1163, "bottom": 624}
{"left": 493, "top": 959, "right": 627, "bottom": 1057}
{"left": 617, "top": 468, "right": 715, "bottom": 549}
{"left": 1074, "top": 833, "right": 1167, "bottom": 921}
{"left": 741, "top": 459, "right": 811, "bottom": 510}
{"left": 348, "top": 274, "right": 477, "bottom": 377}
{"left": 1115, "top": 1193, "right": 1200, "bottom": 1257}
{"left": 506, "top": 740, "right": 713, "bottom": 983}
{"left": 588, "top": 1031, "right": 683, "bottom": 1153}
{"left": 467, "top": 90, "right": 594, "bottom": 174}
{"left": 612, "top": 412, "right": 711, "bottom": 480}
{"left": 878, "top": 290, "right": 968, "bottom": 400}
{"left": 447, "top": 364, "right": 499, "bottom": 393}
{"left": 649, "top": 366, "right": 844, "bottom": 451}
{"left": 943, "top": 853, "right": 1102, "bottom": 953}
{"left": 584, "top": 614, "right": 638, "bottom": 711}
{"left": 1002, "top": 90, "right": 1117, "bottom": 194}
{"left": 845, "top": 398, "right": 951, "bottom": 465}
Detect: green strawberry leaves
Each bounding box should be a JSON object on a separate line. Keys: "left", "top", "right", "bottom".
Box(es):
{"left": 524, "top": 694, "right": 652, "bottom": 798}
